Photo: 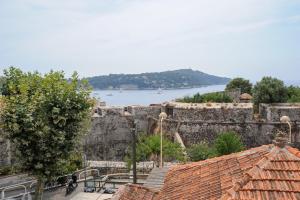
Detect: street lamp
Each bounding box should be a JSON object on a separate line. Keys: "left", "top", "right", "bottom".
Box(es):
{"left": 123, "top": 111, "right": 137, "bottom": 184}
{"left": 159, "top": 112, "right": 167, "bottom": 168}
{"left": 280, "top": 116, "right": 292, "bottom": 143}
{"left": 83, "top": 112, "right": 100, "bottom": 188}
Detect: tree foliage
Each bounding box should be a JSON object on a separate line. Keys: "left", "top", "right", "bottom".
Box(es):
{"left": 225, "top": 77, "right": 252, "bottom": 94}
{"left": 126, "top": 134, "right": 184, "bottom": 167}
{"left": 214, "top": 131, "right": 244, "bottom": 156}
{"left": 186, "top": 142, "right": 215, "bottom": 161}
{"left": 178, "top": 92, "right": 232, "bottom": 103}
{"left": 287, "top": 86, "right": 300, "bottom": 103}
{"left": 252, "top": 77, "right": 288, "bottom": 105}
{"left": 1, "top": 67, "right": 92, "bottom": 199}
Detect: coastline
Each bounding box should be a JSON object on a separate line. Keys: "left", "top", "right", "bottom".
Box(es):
{"left": 91, "top": 84, "right": 226, "bottom": 91}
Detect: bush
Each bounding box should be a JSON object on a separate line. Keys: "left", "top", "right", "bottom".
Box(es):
{"left": 0, "top": 166, "right": 12, "bottom": 176}
{"left": 214, "top": 132, "right": 244, "bottom": 156}
{"left": 186, "top": 142, "right": 215, "bottom": 161}
{"left": 61, "top": 152, "right": 83, "bottom": 174}
{"left": 0, "top": 165, "right": 22, "bottom": 176}
{"left": 226, "top": 78, "right": 252, "bottom": 94}
{"left": 125, "top": 134, "right": 184, "bottom": 167}
{"left": 178, "top": 92, "right": 232, "bottom": 103}
{"left": 252, "top": 77, "right": 288, "bottom": 106}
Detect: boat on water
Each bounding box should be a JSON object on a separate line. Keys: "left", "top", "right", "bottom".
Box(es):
{"left": 157, "top": 88, "right": 162, "bottom": 94}
{"left": 106, "top": 93, "right": 113, "bottom": 96}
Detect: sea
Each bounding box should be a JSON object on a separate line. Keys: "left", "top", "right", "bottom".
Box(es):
{"left": 91, "top": 85, "right": 226, "bottom": 106}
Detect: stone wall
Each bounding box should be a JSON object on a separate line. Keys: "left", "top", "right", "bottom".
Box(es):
{"left": 165, "top": 102, "right": 253, "bottom": 122}
{"left": 163, "top": 120, "right": 300, "bottom": 148}
{"left": 85, "top": 105, "right": 161, "bottom": 161}
{"left": 85, "top": 102, "right": 300, "bottom": 161}
{"left": 2, "top": 102, "right": 300, "bottom": 165}
{"left": 259, "top": 103, "right": 300, "bottom": 122}
{"left": 225, "top": 88, "right": 241, "bottom": 103}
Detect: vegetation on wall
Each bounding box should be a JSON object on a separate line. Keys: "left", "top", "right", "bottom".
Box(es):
{"left": 225, "top": 77, "right": 252, "bottom": 94}
{"left": 186, "top": 142, "right": 215, "bottom": 161}
{"left": 186, "top": 131, "right": 244, "bottom": 162}
{"left": 125, "top": 134, "right": 184, "bottom": 168}
{"left": 177, "top": 91, "right": 233, "bottom": 103}
{"left": 214, "top": 131, "right": 245, "bottom": 156}
{"left": 1, "top": 67, "right": 92, "bottom": 200}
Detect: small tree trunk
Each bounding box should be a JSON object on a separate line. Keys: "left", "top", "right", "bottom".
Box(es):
{"left": 34, "top": 177, "right": 44, "bottom": 200}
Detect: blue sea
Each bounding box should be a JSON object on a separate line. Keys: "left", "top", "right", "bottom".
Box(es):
{"left": 91, "top": 85, "right": 226, "bottom": 106}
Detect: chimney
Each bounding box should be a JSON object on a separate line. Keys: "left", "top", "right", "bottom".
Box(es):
{"left": 273, "top": 131, "right": 288, "bottom": 148}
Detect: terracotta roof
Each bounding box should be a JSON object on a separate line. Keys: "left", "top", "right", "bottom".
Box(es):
{"left": 114, "top": 144, "right": 300, "bottom": 200}
{"left": 112, "top": 184, "right": 158, "bottom": 200}
{"left": 157, "top": 145, "right": 273, "bottom": 200}
{"left": 239, "top": 93, "right": 253, "bottom": 100}
{"left": 222, "top": 146, "right": 300, "bottom": 200}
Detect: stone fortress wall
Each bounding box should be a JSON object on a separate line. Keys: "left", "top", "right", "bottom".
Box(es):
{"left": 1, "top": 102, "right": 300, "bottom": 166}
{"left": 259, "top": 103, "right": 300, "bottom": 122}
{"left": 85, "top": 102, "right": 300, "bottom": 161}
{"left": 85, "top": 105, "right": 161, "bottom": 161}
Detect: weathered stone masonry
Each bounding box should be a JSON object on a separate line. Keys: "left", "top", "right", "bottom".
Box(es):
{"left": 85, "top": 102, "right": 300, "bottom": 161}
{"left": 1, "top": 103, "right": 300, "bottom": 165}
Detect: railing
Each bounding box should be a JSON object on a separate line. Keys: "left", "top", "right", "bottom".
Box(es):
{"left": 78, "top": 169, "right": 100, "bottom": 181}
{"left": 1, "top": 183, "right": 32, "bottom": 200}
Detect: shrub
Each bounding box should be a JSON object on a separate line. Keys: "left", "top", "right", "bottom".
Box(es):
{"left": 186, "top": 142, "right": 215, "bottom": 161}
{"left": 226, "top": 78, "right": 252, "bottom": 94}
{"left": 0, "top": 166, "right": 12, "bottom": 176}
{"left": 125, "top": 134, "right": 184, "bottom": 167}
{"left": 214, "top": 132, "right": 244, "bottom": 156}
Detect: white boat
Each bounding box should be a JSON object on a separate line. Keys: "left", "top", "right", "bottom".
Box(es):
{"left": 106, "top": 93, "right": 113, "bottom": 96}
{"left": 157, "top": 88, "right": 162, "bottom": 94}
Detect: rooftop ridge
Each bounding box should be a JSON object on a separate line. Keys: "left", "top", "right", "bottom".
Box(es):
{"left": 221, "top": 145, "right": 300, "bottom": 200}
{"left": 222, "top": 146, "right": 280, "bottom": 199}
{"left": 167, "top": 144, "right": 272, "bottom": 173}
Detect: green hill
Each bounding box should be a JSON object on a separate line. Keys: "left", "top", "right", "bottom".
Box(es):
{"left": 87, "top": 69, "right": 230, "bottom": 90}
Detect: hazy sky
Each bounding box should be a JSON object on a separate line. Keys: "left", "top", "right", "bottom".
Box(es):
{"left": 0, "top": 0, "right": 299, "bottom": 81}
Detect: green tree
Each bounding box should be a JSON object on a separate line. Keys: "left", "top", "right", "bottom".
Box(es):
{"left": 252, "top": 77, "right": 288, "bottom": 106}
{"left": 287, "top": 86, "right": 300, "bottom": 103}
{"left": 214, "top": 131, "right": 244, "bottom": 156}
{"left": 225, "top": 77, "right": 252, "bottom": 94}
{"left": 0, "top": 76, "right": 6, "bottom": 94}
{"left": 186, "top": 142, "right": 215, "bottom": 161}
{"left": 178, "top": 92, "right": 232, "bottom": 103}
{"left": 1, "top": 67, "right": 92, "bottom": 200}
{"left": 126, "top": 134, "right": 184, "bottom": 167}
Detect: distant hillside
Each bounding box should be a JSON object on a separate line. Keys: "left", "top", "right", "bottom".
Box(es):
{"left": 87, "top": 69, "right": 230, "bottom": 90}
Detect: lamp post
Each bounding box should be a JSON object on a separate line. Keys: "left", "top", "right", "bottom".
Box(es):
{"left": 159, "top": 112, "right": 167, "bottom": 168}
{"left": 123, "top": 111, "right": 137, "bottom": 184}
{"left": 86, "top": 112, "right": 100, "bottom": 187}
{"left": 280, "top": 116, "right": 292, "bottom": 143}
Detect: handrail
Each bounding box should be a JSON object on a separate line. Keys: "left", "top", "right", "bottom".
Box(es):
{"left": 1, "top": 184, "right": 27, "bottom": 199}
{"left": 0, "top": 180, "right": 35, "bottom": 191}
{"left": 78, "top": 169, "right": 100, "bottom": 181}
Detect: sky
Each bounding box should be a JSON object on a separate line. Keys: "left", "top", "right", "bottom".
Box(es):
{"left": 0, "top": 0, "right": 299, "bottom": 81}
